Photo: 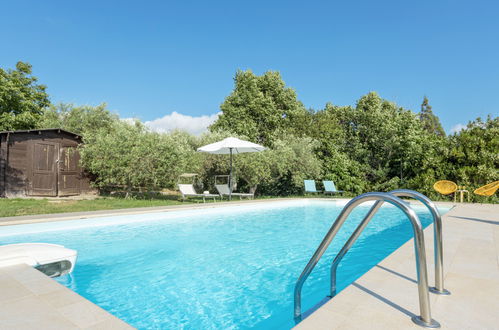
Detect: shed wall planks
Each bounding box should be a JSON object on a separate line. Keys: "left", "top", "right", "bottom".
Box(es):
{"left": 0, "top": 129, "right": 92, "bottom": 198}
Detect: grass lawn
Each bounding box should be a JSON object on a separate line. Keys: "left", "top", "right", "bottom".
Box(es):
{"left": 0, "top": 194, "right": 319, "bottom": 218}
{"left": 0, "top": 196, "right": 189, "bottom": 218}
{"left": 0, "top": 192, "right": 309, "bottom": 218}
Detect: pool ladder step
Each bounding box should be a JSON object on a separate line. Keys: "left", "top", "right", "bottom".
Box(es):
{"left": 294, "top": 189, "right": 450, "bottom": 328}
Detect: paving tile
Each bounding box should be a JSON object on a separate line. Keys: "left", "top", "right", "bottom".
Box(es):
{"left": 0, "top": 263, "right": 47, "bottom": 282}
{"left": 294, "top": 306, "right": 347, "bottom": 330}
{"left": 492, "top": 226, "right": 499, "bottom": 265}
{"left": 432, "top": 273, "right": 499, "bottom": 329}
{"left": 39, "top": 287, "right": 86, "bottom": 308}
{"left": 322, "top": 290, "right": 360, "bottom": 316}
{"left": 57, "top": 300, "right": 113, "bottom": 328}
{"left": 0, "top": 295, "right": 79, "bottom": 330}
{"left": 3, "top": 264, "right": 68, "bottom": 297}
{"left": 19, "top": 275, "right": 67, "bottom": 295}
{"left": 0, "top": 263, "right": 133, "bottom": 329}
{"left": 448, "top": 238, "right": 497, "bottom": 280}
{"left": 83, "top": 317, "right": 135, "bottom": 330}
{"left": 334, "top": 300, "right": 423, "bottom": 330}
{"left": 0, "top": 273, "right": 33, "bottom": 303}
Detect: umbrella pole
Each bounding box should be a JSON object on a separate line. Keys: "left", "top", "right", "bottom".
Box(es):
{"left": 229, "top": 148, "right": 233, "bottom": 200}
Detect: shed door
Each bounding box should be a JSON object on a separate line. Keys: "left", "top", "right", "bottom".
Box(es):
{"left": 31, "top": 142, "right": 58, "bottom": 196}
{"left": 58, "top": 146, "right": 80, "bottom": 196}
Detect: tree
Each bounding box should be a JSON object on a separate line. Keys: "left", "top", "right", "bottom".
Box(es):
{"left": 210, "top": 70, "right": 308, "bottom": 146}
{"left": 193, "top": 131, "right": 271, "bottom": 194}
{"left": 80, "top": 121, "right": 193, "bottom": 194}
{"left": 444, "top": 116, "right": 499, "bottom": 202}
{"left": 195, "top": 131, "right": 322, "bottom": 195}
{"left": 307, "top": 104, "right": 367, "bottom": 194}
{"left": 38, "top": 103, "right": 118, "bottom": 136}
{"left": 0, "top": 62, "right": 50, "bottom": 130}
{"left": 419, "top": 96, "right": 445, "bottom": 137}
{"left": 260, "top": 134, "right": 323, "bottom": 195}
{"left": 20, "top": 64, "right": 494, "bottom": 202}
{"left": 317, "top": 92, "right": 438, "bottom": 192}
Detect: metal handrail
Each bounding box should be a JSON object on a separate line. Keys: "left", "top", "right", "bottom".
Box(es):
{"left": 389, "top": 189, "right": 449, "bottom": 295}
{"left": 294, "top": 192, "right": 440, "bottom": 328}
{"left": 330, "top": 189, "right": 449, "bottom": 301}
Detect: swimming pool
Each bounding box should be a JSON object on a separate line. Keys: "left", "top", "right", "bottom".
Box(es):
{"left": 0, "top": 200, "right": 449, "bottom": 329}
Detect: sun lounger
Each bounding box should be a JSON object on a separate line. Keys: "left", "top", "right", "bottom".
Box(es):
{"left": 304, "top": 180, "right": 320, "bottom": 193}
{"left": 178, "top": 184, "right": 219, "bottom": 202}
{"left": 215, "top": 184, "right": 254, "bottom": 199}
{"left": 322, "top": 180, "right": 344, "bottom": 195}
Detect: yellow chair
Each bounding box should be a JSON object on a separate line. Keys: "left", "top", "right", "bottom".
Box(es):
{"left": 474, "top": 181, "right": 499, "bottom": 197}
{"left": 433, "top": 180, "right": 458, "bottom": 195}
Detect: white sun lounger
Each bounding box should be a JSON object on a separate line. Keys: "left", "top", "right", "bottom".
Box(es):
{"left": 178, "top": 184, "right": 219, "bottom": 202}
{"left": 215, "top": 184, "right": 254, "bottom": 199}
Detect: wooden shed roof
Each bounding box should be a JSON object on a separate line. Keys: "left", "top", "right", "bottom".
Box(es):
{"left": 0, "top": 128, "right": 82, "bottom": 139}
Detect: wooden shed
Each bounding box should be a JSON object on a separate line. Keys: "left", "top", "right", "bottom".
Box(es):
{"left": 0, "top": 129, "right": 92, "bottom": 198}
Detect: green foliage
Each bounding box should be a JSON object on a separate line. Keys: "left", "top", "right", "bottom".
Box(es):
{"left": 209, "top": 70, "right": 498, "bottom": 200}
{"left": 80, "top": 121, "right": 193, "bottom": 192}
{"left": 2, "top": 63, "right": 495, "bottom": 202}
{"left": 0, "top": 62, "right": 50, "bottom": 130}
{"left": 445, "top": 116, "right": 499, "bottom": 202}
{"left": 257, "top": 134, "right": 323, "bottom": 195}
{"left": 312, "top": 92, "right": 438, "bottom": 193}
{"left": 210, "top": 70, "right": 309, "bottom": 145}
{"left": 420, "top": 96, "right": 445, "bottom": 137}
{"left": 194, "top": 131, "right": 322, "bottom": 195}
{"left": 38, "top": 103, "right": 118, "bottom": 136}
{"left": 405, "top": 135, "right": 449, "bottom": 198}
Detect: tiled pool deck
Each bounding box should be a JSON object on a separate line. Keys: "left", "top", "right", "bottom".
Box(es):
{"left": 0, "top": 264, "right": 133, "bottom": 329}
{"left": 0, "top": 199, "right": 497, "bottom": 329}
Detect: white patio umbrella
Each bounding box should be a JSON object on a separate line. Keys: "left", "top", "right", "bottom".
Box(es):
{"left": 197, "top": 137, "right": 266, "bottom": 199}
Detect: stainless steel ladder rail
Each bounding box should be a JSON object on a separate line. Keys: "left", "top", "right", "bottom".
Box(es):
{"left": 294, "top": 192, "right": 440, "bottom": 328}
{"left": 389, "top": 189, "right": 450, "bottom": 295}
{"left": 330, "top": 189, "right": 449, "bottom": 300}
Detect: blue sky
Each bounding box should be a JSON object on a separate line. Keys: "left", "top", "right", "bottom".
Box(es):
{"left": 1, "top": 0, "right": 498, "bottom": 134}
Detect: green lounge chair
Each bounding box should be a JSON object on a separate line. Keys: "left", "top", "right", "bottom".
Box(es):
{"left": 323, "top": 180, "right": 344, "bottom": 195}
{"left": 304, "top": 180, "right": 320, "bottom": 193}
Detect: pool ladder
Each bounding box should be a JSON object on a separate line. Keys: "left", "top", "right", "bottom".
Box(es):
{"left": 294, "top": 190, "right": 450, "bottom": 328}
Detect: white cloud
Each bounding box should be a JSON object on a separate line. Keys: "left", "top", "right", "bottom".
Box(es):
{"left": 144, "top": 112, "right": 220, "bottom": 135}
{"left": 450, "top": 123, "right": 466, "bottom": 134}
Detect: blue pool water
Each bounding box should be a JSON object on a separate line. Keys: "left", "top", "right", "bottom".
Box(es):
{"left": 0, "top": 200, "right": 449, "bottom": 329}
